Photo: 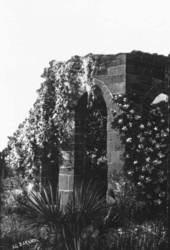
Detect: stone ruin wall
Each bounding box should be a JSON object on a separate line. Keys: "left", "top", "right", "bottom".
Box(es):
{"left": 58, "top": 51, "right": 168, "bottom": 205}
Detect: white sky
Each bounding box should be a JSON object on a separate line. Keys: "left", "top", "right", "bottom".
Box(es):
{"left": 0, "top": 0, "right": 170, "bottom": 151}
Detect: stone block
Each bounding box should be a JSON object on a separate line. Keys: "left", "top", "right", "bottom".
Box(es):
{"left": 107, "top": 141, "right": 115, "bottom": 151}
{"left": 108, "top": 65, "right": 125, "bottom": 76}
{"left": 108, "top": 75, "right": 125, "bottom": 84}
{"left": 107, "top": 133, "right": 123, "bottom": 151}
{"left": 60, "top": 166, "right": 74, "bottom": 175}
{"left": 107, "top": 115, "right": 111, "bottom": 122}
{"left": 115, "top": 140, "right": 123, "bottom": 151}
{"left": 101, "top": 84, "right": 108, "bottom": 93}
{"left": 99, "top": 54, "right": 117, "bottom": 64}
{"left": 107, "top": 131, "right": 119, "bottom": 141}
{"left": 107, "top": 152, "right": 111, "bottom": 163}
{"left": 68, "top": 175, "right": 74, "bottom": 190}
{"left": 95, "top": 76, "right": 126, "bottom": 97}
{"left": 108, "top": 66, "right": 117, "bottom": 75}
{"left": 107, "top": 122, "right": 112, "bottom": 132}
{"left": 107, "top": 161, "right": 124, "bottom": 176}
{"left": 117, "top": 65, "right": 126, "bottom": 75}
{"left": 59, "top": 174, "right": 69, "bottom": 190}
{"left": 59, "top": 190, "right": 71, "bottom": 207}
{"left": 106, "top": 99, "right": 114, "bottom": 110}
{"left": 108, "top": 82, "right": 126, "bottom": 95}
{"left": 104, "top": 91, "right": 113, "bottom": 103}
{"left": 107, "top": 163, "right": 115, "bottom": 176}
{"left": 110, "top": 151, "right": 124, "bottom": 166}
{"left": 97, "top": 68, "right": 108, "bottom": 75}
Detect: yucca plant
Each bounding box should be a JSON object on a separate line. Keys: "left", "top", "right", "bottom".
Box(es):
{"left": 19, "top": 179, "right": 117, "bottom": 250}
{"left": 62, "top": 180, "right": 109, "bottom": 250}
{"left": 19, "top": 184, "right": 63, "bottom": 249}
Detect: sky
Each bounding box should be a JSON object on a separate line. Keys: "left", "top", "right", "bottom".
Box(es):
{"left": 0, "top": 0, "right": 170, "bottom": 151}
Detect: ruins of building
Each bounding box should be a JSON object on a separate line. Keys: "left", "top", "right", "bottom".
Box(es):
{"left": 45, "top": 51, "right": 169, "bottom": 204}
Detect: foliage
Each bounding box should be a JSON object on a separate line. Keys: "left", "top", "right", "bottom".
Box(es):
{"left": 104, "top": 221, "right": 167, "bottom": 250}
{"left": 2, "top": 54, "right": 105, "bottom": 188}
{"left": 1, "top": 54, "right": 109, "bottom": 249}
{"left": 110, "top": 170, "right": 145, "bottom": 224}
{"left": 17, "top": 180, "right": 168, "bottom": 250}
{"left": 84, "top": 88, "right": 107, "bottom": 180}
{"left": 112, "top": 94, "right": 169, "bottom": 213}
{"left": 0, "top": 213, "right": 31, "bottom": 246}
{"left": 18, "top": 180, "right": 115, "bottom": 250}
{"left": 1, "top": 54, "right": 169, "bottom": 248}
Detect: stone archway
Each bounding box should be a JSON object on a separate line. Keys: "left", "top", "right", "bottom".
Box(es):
{"left": 93, "top": 79, "right": 125, "bottom": 202}
{"left": 58, "top": 76, "right": 125, "bottom": 204}
{"left": 52, "top": 51, "right": 169, "bottom": 205}
{"left": 58, "top": 80, "right": 124, "bottom": 204}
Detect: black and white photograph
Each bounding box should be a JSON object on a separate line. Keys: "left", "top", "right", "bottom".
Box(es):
{"left": 0, "top": 0, "right": 170, "bottom": 249}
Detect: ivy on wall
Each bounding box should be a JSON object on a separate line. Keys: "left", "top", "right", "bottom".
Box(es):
{"left": 1, "top": 53, "right": 169, "bottom": 213}
{"left": 1, "top": 54, "right": 105, "bottom": 199}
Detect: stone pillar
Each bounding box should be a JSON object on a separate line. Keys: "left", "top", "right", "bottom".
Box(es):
{"left": 58, "top": 94, "right": 87, "bottom": 205}
{"left": 59, "top": 150, "right": 74, "bottom": 206}
{"left": 58, "top": 116, "right": 75, "bottom": 206}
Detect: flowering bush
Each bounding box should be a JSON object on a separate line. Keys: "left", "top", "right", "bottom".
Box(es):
{"left": 112, "top": 94, "right": 169, "bottom": 213}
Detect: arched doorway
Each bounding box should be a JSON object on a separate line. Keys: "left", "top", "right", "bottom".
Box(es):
{"left": 74, "top": 87, "right": 107, "bottom": 193}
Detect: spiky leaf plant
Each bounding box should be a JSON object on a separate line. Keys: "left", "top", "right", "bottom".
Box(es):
{"left": 19, "top": 180, "right": 117, "bottom": 250}
{"left": 63, "top": 180, "right": 109, "bottom": 250}
{"left": 19, "top": 184, "right": 63, "bottom": 249}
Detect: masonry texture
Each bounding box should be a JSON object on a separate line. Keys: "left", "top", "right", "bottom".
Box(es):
{"left": 58, "top": 51, "right": 169, "bottom": 204}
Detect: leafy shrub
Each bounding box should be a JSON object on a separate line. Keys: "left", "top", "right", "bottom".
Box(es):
{"left": 1, "top": 176, "right": 166, "bottom": 250}
{"left": 103, "top": 221, "right": 167, "bottom": 250}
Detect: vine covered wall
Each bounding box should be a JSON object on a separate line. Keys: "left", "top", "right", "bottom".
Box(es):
{"left": 1, "top": 51, "right": 169, "bottom": 206}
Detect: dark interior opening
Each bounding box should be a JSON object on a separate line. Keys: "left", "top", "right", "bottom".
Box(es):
{"left": 75, "top": 88, "right": 107, "bottom": 194}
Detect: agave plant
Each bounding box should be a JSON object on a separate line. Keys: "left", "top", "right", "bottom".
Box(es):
{"left": 19, "top": 179, "right": 118, "bottom": 250}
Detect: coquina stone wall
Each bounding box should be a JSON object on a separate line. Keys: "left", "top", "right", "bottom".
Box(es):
{"left": 58, "top": 51, "right": 168, "bottom": 205}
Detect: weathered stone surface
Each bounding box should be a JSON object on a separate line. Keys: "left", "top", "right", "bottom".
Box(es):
{"left": 57, "top": 51, "right": 168, "bottom": 206}
{"left": 60, "top": 166, "right": 74, "bottom": 175}
{"left": 68, "top": 175, "right": 74, "bottom": 190}
{"left": 59, "top": 174, "right": 69, "bottom": 190}
{"left": 59, "top": 191, "right": 71, "bottom": 207}
{"left": 108, "top": 65, "right": 126, "bottom": 76}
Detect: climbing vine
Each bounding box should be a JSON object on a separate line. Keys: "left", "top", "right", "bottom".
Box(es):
{"left": 2, "top": 54, "right": 105, "bottom": 194}
{"left": 112, "top": 94, "right": 169, "bottom": 211}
